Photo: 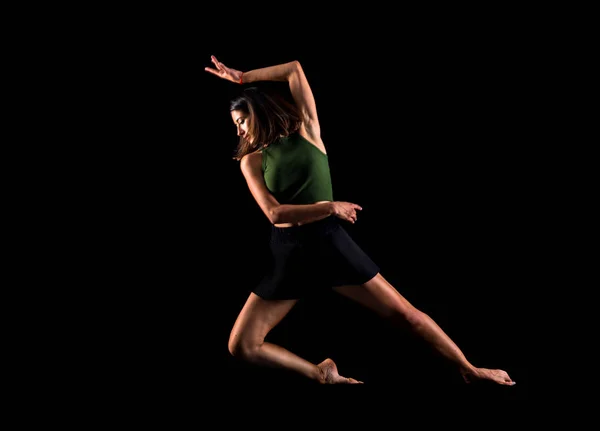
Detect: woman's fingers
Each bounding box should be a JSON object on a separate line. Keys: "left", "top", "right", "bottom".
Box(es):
{"left": 212, "top": 55, "right": 227, "bottom": 72}
{"left": 350, "top": 210, "right": 357, "bottom": 223}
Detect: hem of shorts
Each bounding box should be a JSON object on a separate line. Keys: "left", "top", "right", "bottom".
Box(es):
{"left": 252, "top": 290, "right": 303, "bottom": 301}
{"left": 253, "top": 269, "right": 380, "bottom": 300}
{"left": 331, "top": 269, "right": 380, "bottom": 288}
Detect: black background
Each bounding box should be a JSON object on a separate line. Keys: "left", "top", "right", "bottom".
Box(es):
{"left": 62, "top": 10, "right": 565, "bottom": 417}
{"left": 193, "top": 46, "right": 538, "bottom": 401}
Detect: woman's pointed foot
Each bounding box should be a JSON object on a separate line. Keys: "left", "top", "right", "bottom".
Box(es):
{"left": 462, "top": 367, "right": 515, "bottom": 386}
{"left": 317, "top": 358, "right": 363, "bottom": 384}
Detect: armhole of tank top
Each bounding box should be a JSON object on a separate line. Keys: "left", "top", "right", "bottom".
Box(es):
{"left": 297, "top": 132, "right": 327, "bottom": 156}
{"left": 260, "top": 149, "right": 266, "bottom": 173}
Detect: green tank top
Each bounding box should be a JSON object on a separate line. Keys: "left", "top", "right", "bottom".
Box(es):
{"left": 262, "top": 132, "right": 333, "bottom": 204}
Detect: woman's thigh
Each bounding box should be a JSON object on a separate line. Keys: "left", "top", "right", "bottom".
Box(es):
{"left": 332, "top": 273, "right": 418, "bottom": 319}
{"left": 230, "top": 293, "right": 299, "bottom": 346}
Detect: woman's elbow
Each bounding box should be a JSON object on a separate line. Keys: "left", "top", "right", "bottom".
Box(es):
{"left": 267, "top": 207, "right": 282, "bottom": 224}
{"left": 290, "top": 60, "right": 302, "bottom": 74}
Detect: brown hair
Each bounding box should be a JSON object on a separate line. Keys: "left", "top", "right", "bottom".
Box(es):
{"left": 230, "top": 86, "right": 302, "bottom": 161}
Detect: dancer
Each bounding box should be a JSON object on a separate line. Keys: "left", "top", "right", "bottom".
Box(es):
{"left": 205, "top": 55, "right": 515, "bottom": 385}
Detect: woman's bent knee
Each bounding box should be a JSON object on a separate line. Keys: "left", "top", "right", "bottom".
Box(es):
{"left": 228, "top": 333, "right": 260, "bottom": 360}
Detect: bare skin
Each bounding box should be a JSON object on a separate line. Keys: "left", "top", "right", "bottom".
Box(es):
{"left": 334, "top": 273, "right": 515, "bottom": 386}
{"left": 208, "top": 55, "right": 515, "bottom": 386}
{"left": 228, "top": 293, "right": 362, "bottom": 384}
{"left": 228, "top": 273, "right": 515, "bottom": 386}
{"left": 317, "top": 358, "right": 362, "bottom": 384}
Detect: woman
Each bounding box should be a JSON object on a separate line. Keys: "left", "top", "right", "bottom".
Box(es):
{"left": 205, "top": 55, "right": 515, "bottom": 386}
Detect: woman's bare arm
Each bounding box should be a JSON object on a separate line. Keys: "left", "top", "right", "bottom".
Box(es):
{"left": 205, "top": 56, "right": 320, "bottom": 140}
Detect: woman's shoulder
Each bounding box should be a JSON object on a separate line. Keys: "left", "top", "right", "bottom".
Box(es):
{"left": 241, "top": 150, "right": 263, "bottom": 163}
{"left": 239, "top": 152, "right": 263, "bottom": 177}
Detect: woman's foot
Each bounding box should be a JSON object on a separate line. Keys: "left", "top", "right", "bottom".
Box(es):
{"left": 461, "top": 367, "right": 515, "bottom": 386}
{"left": 317, "top": 358, "right": 363, "bottom": 384}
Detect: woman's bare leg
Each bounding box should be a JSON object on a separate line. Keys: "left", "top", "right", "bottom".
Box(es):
{"left": 333, "top": 273, "right": 515, "bottom": 386}
{"left": 228, "top": 292, "right": 361, "bottom": 384}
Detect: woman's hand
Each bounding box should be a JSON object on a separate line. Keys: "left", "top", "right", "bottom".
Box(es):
{"left": 204, "top": 55, "right": 243, "bottom": 84}
{"left": 332, "top": 201, "right": 362, "bottom": 224}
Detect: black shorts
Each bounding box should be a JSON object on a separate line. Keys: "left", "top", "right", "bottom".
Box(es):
{"left": 253, "top": 216, "right": 380, "bottom": 300}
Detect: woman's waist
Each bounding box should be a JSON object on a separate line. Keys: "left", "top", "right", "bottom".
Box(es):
{"left": 270, "top": 214, "right": 340, "bottom": 241}
{"left": 273, "top": 201, "right": 332, "bottom": 229}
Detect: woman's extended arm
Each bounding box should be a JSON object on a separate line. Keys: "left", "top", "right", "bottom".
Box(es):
{"left": 205, "top": 55, "right": 320, "bottom": 138}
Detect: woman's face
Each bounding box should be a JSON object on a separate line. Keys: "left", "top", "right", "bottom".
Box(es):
{"left": 231, "top": 110, "right": 252, "bottom": 144}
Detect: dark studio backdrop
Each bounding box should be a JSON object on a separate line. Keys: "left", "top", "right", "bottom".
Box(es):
{"left": 180, "top": 42, "right": 538, "bottom": 403}
{"left": 211, "top": 28, "right": 547, "bottom": 394}
{"left": 79, "top": 16, "right": 557, "bottom": 412}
